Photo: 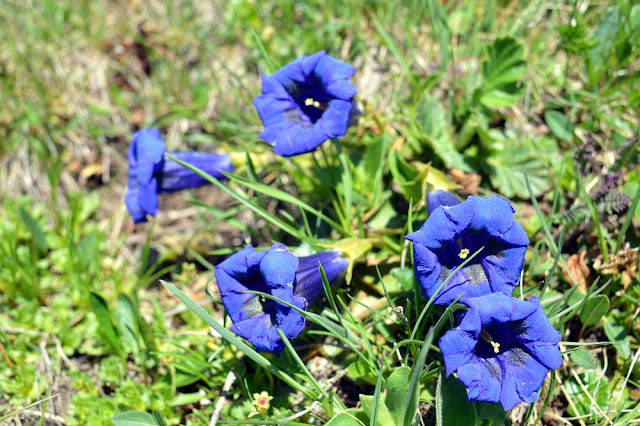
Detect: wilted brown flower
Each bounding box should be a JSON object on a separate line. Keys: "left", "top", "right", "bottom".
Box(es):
{"left": 563, "top": 251, "right": 590, "bottom": 293}
{"left": 593, "top": 243, "right": 639, "bottom": 289}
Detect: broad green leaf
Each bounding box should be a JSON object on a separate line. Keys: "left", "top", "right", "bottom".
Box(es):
{"left": 570, "top": 348, "right": 601, "bottom": 370}
{"left": 18, "top": 206, "right": 48, "bottom": 252}
{"left": 603, "top": 314, "right": 631, "bottom": 359}
{"left": 487, "top": 143, "right": 550, "bottom": 198}
{"left": 347, "top": 358, "right": 378, "bottom": 385}
{"left": 77, "top": 231, "right": 98, "bottom": 268}
{"left": 388, "top": 149, "right": 421, "bottom": 203}
{"left": 391, "top": 268, "right": 415, "bottom": 292}
{"left": 117, "top": 294, "right": 140, "bottom": 354}
{"left": 360, "top": 395, "right": 394, "bottom": 425}
{"left": 385, "top": 367, "right": 413, "bottom": 424}
{"left": 320, "top": 238, "right": 372, "bottom": 284}
{"left": 476, "top": 37, "right": 526, "bottom": 108}
{"left": 474, "top": 402, "right": 507, "bottom": 426}
{"left": 111, "top": 410, "right": 156, "bottom": 426}
{"left": 586, "top": 7, "right": 621, "bottom": 85}
{"left": 565, "top": 372, "right": 612, "bottom": 420}
{"left": 436, "top": 372, "right": 476, "bottom": 426}
{"left": 89, "top": 292, "right": 124, "bottom": 357}
{"left": 545, "top": 110, "right": 574, "bottom": 141}
{"left": 325, "top": 411, "right": 367, "bottom": 426}
{"left": 416, "top": 94, "right": 471, "bottom": 171}
{"left": 579, "top": 294, "right": 609, "bottom": 326}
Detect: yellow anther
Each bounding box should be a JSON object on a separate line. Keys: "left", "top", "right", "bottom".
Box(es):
{"left": 458, "top": 248, "right": 470, "bottom": 259}
{"left": 490, "top": 341, "right": 501, "bottom": 354}
{"left": 304, "top": 98, "right": 323, "bottom": 109}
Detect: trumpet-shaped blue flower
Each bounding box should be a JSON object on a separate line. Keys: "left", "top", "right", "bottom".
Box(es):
{"left": 125, "top": 128, "right": 233, "bottom": 223}
{"left": 253, "top": 51, "right": 357, "bottom": 157}
{"left": 426, "top": 189, "right": 461, "bottom": 215}
{"left": 406, "top": 196, "right": 529, "bottom": 306}
{"left": 439, "top": 293, "right": 562, "bottom": 411}
{"left": 215, "top": 244, "right": 348, "bottom": 353}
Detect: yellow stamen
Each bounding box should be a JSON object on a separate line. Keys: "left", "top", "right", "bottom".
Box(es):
{"left": 458, "top": 248, "right": 470, "bottom": 259}
{"left": 480, "top": 329, "right": 501, "bottom": 354}
{"left": 304, "top": 97, "right": 324, "bottom": 109}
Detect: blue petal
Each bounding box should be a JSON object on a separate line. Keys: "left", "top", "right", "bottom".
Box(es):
{"left": 497, "top": 349, "right": 549, "bottom": 410}
{"left": 125, "top": 188, "right": 147, "bottom": 224}
{"left": 136, "top": 180, "right": 159, "bottom": 218}
{"left": 457, "top": 357, "right": 502, "bottom": 404}
{"left": 260, "top": 244, "right": 298, "bottom": 289}
{"left": 294, "top": 250, "right": 348, "bottom": 303}
{"left": 515, "top": 296, "right": 562, "bottom": 369}
{"left": 316, "top": 54, "right": 356, "bottom": 87}
{"left": 130, "top": 128, "right": 166, "bottom": 165}
{"left": 231, "top": 314, "right": 284, "bottom": 353}
{"left": 427, "top": 190, "right": 461, "bottom": 215}
{"left": 272, "top": 121, "right": 330, "bottom": 157}
{"left": 325, "top": 79, "right": 358, "bottom": 100}
{"left": 465, "top": 293, "right": 537, "bottom": 324}
{"left": 273, "top": 51, "right": 326, "bottom": 87}
{"left": 319, "top": 99, "right": 352, "bottom": 138}
{"left": 159, "top": 152, "right": 232, "bottom": 192}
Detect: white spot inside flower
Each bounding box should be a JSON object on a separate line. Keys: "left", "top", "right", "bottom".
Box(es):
{"left": 491, "top": 341, "right": 501, "bottom": 354}
{"left": 458, "top": 248, "right": 470, "bottom": 259}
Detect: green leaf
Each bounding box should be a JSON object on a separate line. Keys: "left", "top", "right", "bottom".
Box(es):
{"left": 161, "top": 281, "right": 316, "bottom": 398}
{"left": 111, "top": 410, "right": 156, "bottom": 426}
{"left": 436, "top": 372, "right": 476, "bottom": 426}
{"left": 347, "top": 358, "right": 378, "bottom": 385}
{"left": 360, "top": 395, "right": 394, "bottom": 426}
{"left": 476, "top": 37, "right": 526, "bottom": 108}
{"left": 603, "top": 314, "right": 631, "bottom": 359}
{"left": 385, "top": 367, "right": 413, "bottom": 424}
{"left": 570, "top": 348, "right": 601, "bottom": 370}
{"left": 117, "top": 294, "right": 140, "bottom": 353}
{"left": 545, "top": 110, "right": 574, "bottom": 141}
{"left": 579, "top": 294, "right": 610, "bottom": 326}
{"left": 586, "top": 7, "right": 621, "bottom": 85}
{"left": 390, "top": 268, "right": 415, "bottom": 292}
{"left": 388, "top": 149, "right": 421, "bottom": 203}
{"left": 416, "top": 94, "right": 471, "bottom": 171}
{"left": 474, "top": 402, "right": 507, "bottom": 426}
{"left": 404, "top": 328, "right": 434, "bottom": 426}
{"left": 18, "top": 206, "right": 48, "bottom": 252}
{"left": 89, "top": 292, "right": 124, "bottom": 357}
{"left": 487, "top": 142, "right": 550, "bottom": 198}
{"left": 565, "top": 372, "right": 612, "bottom": 420}
{"left": 325, "top": 411, "right": 367, "bottom": 426}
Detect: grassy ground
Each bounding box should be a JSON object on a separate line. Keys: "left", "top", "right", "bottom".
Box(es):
{"left": 1, "top": 0, "right": 639, "bottom": 424}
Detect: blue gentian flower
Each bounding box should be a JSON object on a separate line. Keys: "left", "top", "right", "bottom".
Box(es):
{"left": 406, "top": 196, "right": 529, "bottom": 306}
{"left": 427, "top": 189, "right": 461, "bottom": 215}
{"left": 125, "top": 128, "right": 233, "bottom": 223}
{"left": 215, "top": 244, "right": 348, "bottom": 353}
{"left": 439, "top": 293, "right": 562, "bottom": 410}
{"left": 253, "top": 51, "right": 358, "bottom": 157}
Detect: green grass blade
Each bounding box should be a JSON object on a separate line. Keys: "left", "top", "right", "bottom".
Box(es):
{"left": 403, "top": 327, "right": 435, "bottom": 426}
{"left": 165, "top": 153, "right": 316, "bottom": 247}
{"left": 614, "top": 183, "right": 640, "bottom": 253}
{"left": 161, "top": 281, "right": 316, "bottom": 399}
